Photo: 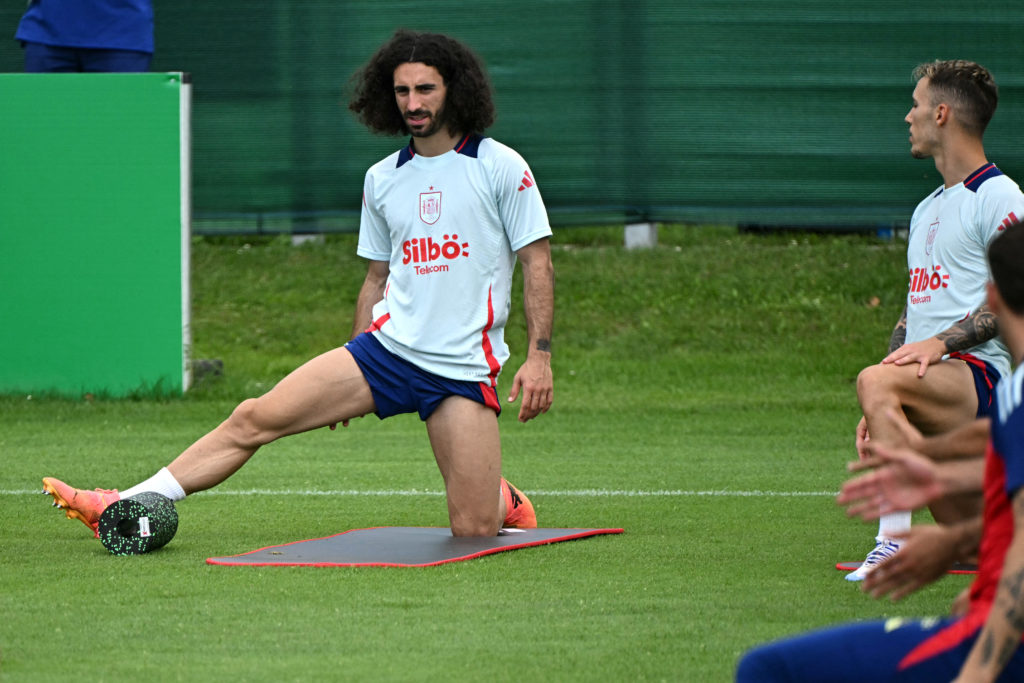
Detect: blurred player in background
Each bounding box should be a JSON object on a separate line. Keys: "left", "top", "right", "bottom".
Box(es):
{"left": 16, "top": 0, "right": 154, "bottom": 73}
{"left": 847, "top": 60, "right": 1024, "bottom": 582}
{"left": 738, "top": 220, "right": 1024, "bottom": 682}
{"left": 42, "top": 29, "right": 554, "bottom": 539}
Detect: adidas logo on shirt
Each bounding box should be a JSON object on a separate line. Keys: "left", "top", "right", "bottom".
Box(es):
{"left": 518, "top": 170, "right": 535, "bottom": 192}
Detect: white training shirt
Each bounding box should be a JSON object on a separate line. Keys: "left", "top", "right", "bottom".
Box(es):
{"left": 906, "top": 163, "right": 1024, "bottom": 380}
{"left": 357, "top": 135, "right": 552, "bottom": 385}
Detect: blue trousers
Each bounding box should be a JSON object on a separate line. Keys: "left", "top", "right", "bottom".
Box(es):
{"left": 736, "top": 615, "right": 1024, "bottom": 682}
{"left": 23, "top": 41, "right": 151, "bottom": 73}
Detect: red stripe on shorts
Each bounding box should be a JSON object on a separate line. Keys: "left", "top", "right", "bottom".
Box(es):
{"left": 478, "top": 383, "right": 500, "bottom": 413}
{"left": 949, "top": 351, "right": 995, "bottom": 397}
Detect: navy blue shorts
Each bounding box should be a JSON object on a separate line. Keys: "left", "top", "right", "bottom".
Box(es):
{"left": 345, "top": 333, "right": 500, "bottom": 421}
{"left": 23, "top": 41, "right": 152, "bottom": 73}
{"left": 950, "top": 352, "right": 999, "bottom": 418}
{"left": 736, "top": 614, "right": 1024, "bottom": 682}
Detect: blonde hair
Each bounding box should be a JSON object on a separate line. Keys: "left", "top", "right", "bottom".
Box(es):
{"left": 912, "top": 60, "right": 998, "bottom": 136}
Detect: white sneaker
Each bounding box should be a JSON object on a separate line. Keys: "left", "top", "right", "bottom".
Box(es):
{"left": 845, "top": 538, "right": 902, "bottom": 582}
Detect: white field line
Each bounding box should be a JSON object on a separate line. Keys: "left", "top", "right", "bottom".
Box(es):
{"left": 3, "top": 488, "right": 837, "bottom": 497}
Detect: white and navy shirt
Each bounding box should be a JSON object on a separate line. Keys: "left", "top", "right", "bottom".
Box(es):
{"left": 357, "top": 135, "right": 552, "bottom": 385}
{"left": 906, "top": 163, "right": 1024, "bottom": 381}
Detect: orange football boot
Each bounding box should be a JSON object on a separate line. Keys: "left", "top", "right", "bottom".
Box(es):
{"left": 501, "top": 478, "right": 537, "bottom": 529}
{"left": 42, "top": 477, "right": 119, "bottom": 538}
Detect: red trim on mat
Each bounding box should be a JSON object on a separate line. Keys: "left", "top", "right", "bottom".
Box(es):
{"left": 206, "top": 527, "right": 624, "bottom": 568}
{"left": 835, "top": 561, "right": 977, "bottom": 575}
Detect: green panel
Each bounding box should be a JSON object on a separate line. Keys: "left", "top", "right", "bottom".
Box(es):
{"left": 0, "top": 73, "right": 187, "bottom": 396}
{"left": 1, "top": 3, "right": 1022, "bottom": 228}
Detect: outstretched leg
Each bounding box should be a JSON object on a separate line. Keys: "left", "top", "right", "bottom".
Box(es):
{"left": 44, "top": 346, "right": 377, "bottom": 533}
{"left": 166, "top": 346, "right": 376, "bottom": 493}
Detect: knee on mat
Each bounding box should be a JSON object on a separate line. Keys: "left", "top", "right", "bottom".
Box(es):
{"left": 450, "top": 514, "right": 501, "bottom": 538}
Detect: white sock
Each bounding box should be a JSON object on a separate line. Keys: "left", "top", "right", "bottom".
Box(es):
{"left": 120, "top": 467, "right": 187, "bottom": 502}
{"left": 877, "top": 511, "right": 911, "bottom": 542}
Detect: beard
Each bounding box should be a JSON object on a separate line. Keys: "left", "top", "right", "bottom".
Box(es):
{"left": 405, "top": 105, "right": 447, "bottom": 138}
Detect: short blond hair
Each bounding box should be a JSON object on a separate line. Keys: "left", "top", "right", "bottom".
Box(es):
{"left": 913, "top": 60, "right": 998, "bottom": 136}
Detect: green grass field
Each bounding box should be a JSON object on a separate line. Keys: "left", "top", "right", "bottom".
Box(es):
{"left": 0, "top": 226, "right": 971, "bottom": 681}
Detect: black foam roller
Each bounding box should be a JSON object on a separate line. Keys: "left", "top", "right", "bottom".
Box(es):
{"left": 98, "top": 492, "right": 178, "bottom": 555}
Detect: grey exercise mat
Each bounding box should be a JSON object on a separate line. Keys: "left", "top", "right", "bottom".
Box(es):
{"left": 207, "top": 526, "right": 623, "bottom": 567}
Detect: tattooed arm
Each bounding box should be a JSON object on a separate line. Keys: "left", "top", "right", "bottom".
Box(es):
{"left": 508, "top": 237, "right": 554, "bottom": 423}
{"left": 954, "top": 489, "right": 1024, "bottom": 682}
{"left": 936, "top": 305, "right": 1000, "bottom": 354}
{"left": 888, "top": 306, "right": 908, "bottom": 355}
{"left": 883, "top": 305, "right": 999, "bottom": 378}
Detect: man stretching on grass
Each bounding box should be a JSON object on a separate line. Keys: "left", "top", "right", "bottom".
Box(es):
{"left": 42, "top": 29, "right": 554, "bottom": 539}
{"left": 848, "top": 59, "right": 1024, "bottom": 581}
{"left": 738, "top": 220, "right": 1024, "bottom": 681}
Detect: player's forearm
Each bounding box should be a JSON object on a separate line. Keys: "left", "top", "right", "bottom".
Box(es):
{"left": 959, "top": 498, "right": 1024, "bottom": 681}
{"left": 932, "top": 458, "right": 986, "bottom": 497}
{"left": 350, "top": 263, "right": 388, "bottom": 339}
{"left": 523, "top": 280, "right": 553, "bottom": 357}
{"left": 936, "top": 305, "right": 999, "bottom": 354}
{"left": 888, "top": 306, "right": 908, "bottom": 354}
{"left": 923, "top": 419, "right": 991, "bottom": 463}
{"left": 946, "top": 516, "right": 984, "bottom": 563}
{"left": 351, "top": 298, "right": 376, "bottom": 339}
{"left": 519, "top": 240, "right": 554, "bottom": 358}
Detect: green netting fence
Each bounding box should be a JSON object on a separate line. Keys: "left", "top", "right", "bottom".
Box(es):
{"left": 2, "top": 1, "right": 1023, "bottom": 233}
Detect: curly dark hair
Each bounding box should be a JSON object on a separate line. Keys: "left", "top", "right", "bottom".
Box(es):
{"left": 912, "top": 59, "right": 998, "bottom": 136}
{"left": 349, "top": 29, "right": 496, "bottom": 137}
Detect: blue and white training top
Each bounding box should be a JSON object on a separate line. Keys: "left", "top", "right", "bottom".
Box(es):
{"left": 906, "top": 163, "right": 1024, "bottom": 381}
{"left": 357, "top": 134, "right": 552, "bottom": 385}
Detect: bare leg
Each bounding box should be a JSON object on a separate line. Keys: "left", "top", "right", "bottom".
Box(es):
{"left": 859, "top": 359, "right": 977, "bottom": 439}
{"left": 425, "top": 396, "right": 504, "bottom": 537}
{"left": 167, "top": 347, "right": 376, "bottom": 494}
{"left": 858, "top": 358, "right": 980, "bottom": 524}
